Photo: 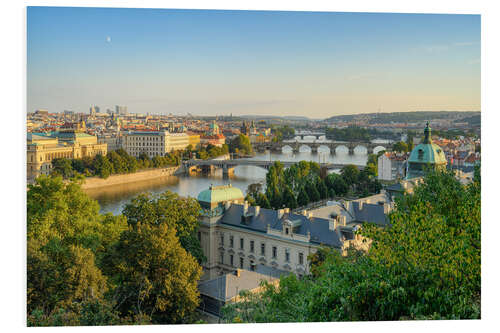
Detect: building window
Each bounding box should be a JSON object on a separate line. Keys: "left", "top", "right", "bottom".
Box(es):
{"left": 285, "top": 227, "right": 289, "bottom": 235}
{"left": 230, "top": 254, "right": 234, "bottom": 266}
{"left": 220, "top": 234, "right": 224, "bottom": 246}
{"left": 260, "top": 243, "right": 265, "bottom": 256}
{"left": 285, "top": 249, "right": 290, "bottom": 262}
{"left": 220, "top": 252, "right": 224, "bottom": 264}
{"left": 197, "top": 232, "right": 201, "bottom": 242}
{"left": 240, "top": 257, "right": 244, "bottom": 269}
{"left": 299, "top": 252, "right": 304, "bottom": 265}
{"left": 272, "top": 246, "right": 277, "bottom": 259}
{"left": 250, "top": 240, "right": 254, "bottom": 253}
{"left": 230, "top": 235, "right": 234, "bottom": 248}
{"left": 240, "top": 238, "right": 244, "bottom": 250}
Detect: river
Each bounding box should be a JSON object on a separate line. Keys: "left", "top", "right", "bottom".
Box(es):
{"left": 87, "top": 137, "right": 391, "bottom": 215}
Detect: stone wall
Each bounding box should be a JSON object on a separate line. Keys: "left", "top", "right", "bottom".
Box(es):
{"left": 81, "top": 166, "right": 181, "bottom": 190}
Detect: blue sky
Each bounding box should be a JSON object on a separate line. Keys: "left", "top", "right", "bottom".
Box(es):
{"left": 27, "top": 7, "right": 480, "bottom": 117}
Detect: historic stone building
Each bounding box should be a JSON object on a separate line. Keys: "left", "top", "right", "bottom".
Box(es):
{"left": 406, "top": 122, "right": 447, "bottom": 179}
{"left": 121, "top": 130, "right": 196, "bottom": 157}
{"left": 27, "top": 121, "right": 107, "bottom": 181}
{"left": 196, "top": 184, "right": 387, "bottom": 280}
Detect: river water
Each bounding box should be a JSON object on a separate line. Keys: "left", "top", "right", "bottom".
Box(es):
{"left": 87, "top": 137, "right": 390, "bottom": 215}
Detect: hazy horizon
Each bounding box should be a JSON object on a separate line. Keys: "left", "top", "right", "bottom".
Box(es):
{"left": 27, "top": 7, "right": 481, "bottom": 117}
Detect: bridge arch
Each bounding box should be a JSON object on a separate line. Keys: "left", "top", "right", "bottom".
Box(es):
{"left": 334, "top": 145, "right": 349, "bottom": 154}
{"left": 372, "top": 146, "right": 387, "bottom": 154}
{"left": 353, "top": 145, "right": 368, "bottom": 154}
{"left": 299, "top": 144, "right": 312, "bottom": 153}
{"left": 281, "top": 145, "right": 294, "bottom": 153}
{"left": 317, "top": 145, "right": 331, "bottom": 153}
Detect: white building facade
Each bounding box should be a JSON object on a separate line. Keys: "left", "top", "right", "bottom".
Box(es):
{"left": 121, "top": 131, "right": 191, "bottom": 157}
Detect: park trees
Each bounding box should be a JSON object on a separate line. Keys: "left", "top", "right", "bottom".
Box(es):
{"left": 27, "top": 175, "right": 123, "bottom": 318}
{"left": 107, "top": 222, "right": 202, "bottom": 323}
{"left": 27, "top": 175, "right": 205, "bottom": 326}
{"left": 51, "top": 158, "right": 74, "bottom": 178}
{"left": 122, "top": 191, "right": 205, "bottom": 263}
{"left": 229, "top": 134, "right": 253, "bottom": 156}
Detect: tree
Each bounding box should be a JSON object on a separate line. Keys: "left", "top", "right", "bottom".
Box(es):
{"left": 109, "top": 223, "right": 202, "bottom": 323}
{"left": 340, "top": 165, "right": 359, "bottom": 186}
{"left": 297, "top": 187, "right": 309, "bottom": 207}
{"left": 229, "top": 134, "right": 253, "bottom": 156}
{"left": 122, "top": 191, "right": 205, "bottom": 263}
{"left": 317, "top": 177, "right": 329, "bottom": 200}
{"left": 51, "top": 158, "right": 74, "bottom": 178}
{"left": 27, "top": 175, "right": 127, "bottom": 322}
{"left": 28, "top": 239, "right": 108, "bottom": 316}
{"left": 305, "top": 181, "right": 320, "bottom": 203}
{"left": 392, "top": 141, "right": 409, "bottom": 153}
{"left": 107, "top": 151, "right": 126, "bottom": 174}
{"left": 93, "top": 154, "right": 113, "bottom": 179}
{"left": 326, "top": 173, "right": 348, "bottom": 197}
{"left": 256, "top": 193, "right": 271, "bottom": 209}
{"left": 282, "top": 186, "right": 298, "bottom": 210}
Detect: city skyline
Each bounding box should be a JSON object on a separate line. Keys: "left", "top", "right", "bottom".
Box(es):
{"left": 27, "top": 7, "right": 481, "bottom": 117}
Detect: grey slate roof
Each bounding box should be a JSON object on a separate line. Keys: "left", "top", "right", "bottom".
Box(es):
{"left": 198, "top": 269, "right": 277, "bottom": 301}
{"left": 351, "top": 201, "right": 389, "bottom": 226}
{"left": 220, "top": 204, "right": 343, "bottom": 248}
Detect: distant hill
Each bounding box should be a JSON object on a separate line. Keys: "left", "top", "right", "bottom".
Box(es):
{"left": 240, "top": 115, "right": 312, "bottom": 121}
{"left": 324, "top": 111, "right": 480, "bottom": 124}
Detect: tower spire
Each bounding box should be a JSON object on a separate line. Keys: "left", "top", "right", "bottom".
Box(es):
{"left": 423, "top": 121, "right": 432, "bottom": 144}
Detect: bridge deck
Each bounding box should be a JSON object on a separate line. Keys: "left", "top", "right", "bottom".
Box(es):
{"left": 183, "top": 159, "right": 364, "bottom": 170}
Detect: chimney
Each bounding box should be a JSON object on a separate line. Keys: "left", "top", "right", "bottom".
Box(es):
{"left": 277, "top": 209, "right": 285, "bottom": 219}
{"left": 358, "top": 201, "right": 363, "bottom": 211}
{"left": 284, "top": 207, "right": 290, "bottom": 214}
{"left": 243, "top": 201, "right": 249, "bottom": 215}
{"left": 225, "top": 200, "right": 232, "bottom": 210}
{"left": 329, "top": 218, "right": 337, "bottom": 231}
{"left": 301, "top": 209, "right": 308, "bottom": 216}
{"left": 234, "top": 269, "right": 241, "bottom": 277}
{"left": 255, "top": 206, "right": 260, "bottom": 216}
{"left": 383, "top": 203, "right": 391, "bottom": 214}
{"left": 308, "top": 211, "right": 313, "bottom": 219}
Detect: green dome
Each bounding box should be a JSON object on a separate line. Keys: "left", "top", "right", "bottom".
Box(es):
{"left": 406, "top": 122, "right": 447, "bottom": 179}
{"left": 197, "top": 184, "right": 244, "bottom": 204}
{"left": 408, "top": 143, "right": 447, "bottom": 165}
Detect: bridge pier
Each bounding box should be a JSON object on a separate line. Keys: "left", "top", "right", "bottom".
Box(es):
{"left": 348, "top": 147, "right": 355, "bottom": 155}
{"left": 222, "top": 165, "right": 235, "bottom": 178}
{"left": 367, "top": 147, "right": 374, "bottom": 155}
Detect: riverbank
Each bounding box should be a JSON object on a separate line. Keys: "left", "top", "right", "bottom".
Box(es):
{"left": 81, "top": 166, "right": 182, "bottom": 190}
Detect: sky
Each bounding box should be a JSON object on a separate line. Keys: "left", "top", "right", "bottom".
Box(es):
{"left": 27, "top": 7, "right": 481, "bottom": 118}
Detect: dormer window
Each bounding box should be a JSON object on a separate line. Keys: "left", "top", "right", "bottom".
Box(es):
{"left": 285, "top": 227, "right": 289, "bottom": 235}
{"left": 418, "top": 149, "right": 424, "bottom": 160}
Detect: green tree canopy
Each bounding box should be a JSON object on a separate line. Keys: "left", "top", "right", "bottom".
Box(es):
{"left": 122, "top": 191, "right": 205, "bottom": 263}
{"left": 108, "top": 223, "right": 202, "bottom": 323}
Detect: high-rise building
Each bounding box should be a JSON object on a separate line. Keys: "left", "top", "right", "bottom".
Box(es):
{"left": 115, "top": 105, "right": 128, "bottom": 115}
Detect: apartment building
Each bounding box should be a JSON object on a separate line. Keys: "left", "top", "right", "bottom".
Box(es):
{"left": 378, "top": 152, "right": 408, "bottom": 181}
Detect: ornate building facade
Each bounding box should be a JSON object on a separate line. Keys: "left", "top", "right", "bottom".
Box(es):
{"left": 27, "top": 121, "right": 108, "bottom": 181}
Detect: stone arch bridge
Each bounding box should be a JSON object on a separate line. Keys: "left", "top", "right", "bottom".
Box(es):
{"left": 253, "top": 141, "right": 390, "bottom": 155}
{"left": 183, "top": 159, "right": 365, "bottom": 177}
